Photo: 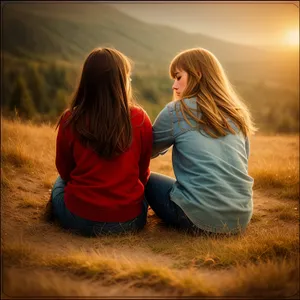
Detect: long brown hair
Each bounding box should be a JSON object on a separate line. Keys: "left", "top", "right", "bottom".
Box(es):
{"left": 57, "top": 47, "right": 135, "bottom": 159}
{"left": 170, "top": 48, "right": 257, "bottom": 138}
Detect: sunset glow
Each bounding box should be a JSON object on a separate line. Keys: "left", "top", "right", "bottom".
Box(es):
{"left": 285, "top": 29, "right": 299, "bottom": 46}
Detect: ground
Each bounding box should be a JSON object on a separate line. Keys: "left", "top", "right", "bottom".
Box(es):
{"left": 1, "top": 119, "right": 299, "bottom": 298}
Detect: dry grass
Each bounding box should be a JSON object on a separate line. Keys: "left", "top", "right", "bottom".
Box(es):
{"left": 223, "top": 259, "right": 299, "bottom": 298}
{"left": 97, "top": 225, "right": 299, "bottom": 270}
{"left": 248, "top": 135, "right": 299, "bottom": 200}
{"left": 2, "top": 243, "right": 298, "bottom": 297}
{"left": 1, "top": 243, "right": 216, "bottom": 296}
{"left": 250, "top": 213, "right": 262, "bottom": 222}
{"left": 1, "top": 118, "right": 299, "bottom": 297}
{"left": 2, "top": 267, "right": 151, "bottom": 297}
{"left": 17, "top": 195, "right": 45, "bottom": 209}
{"left": 278, "top": 210, "right": 299, "bottom": 221}
{"left": 1, "top": 168, "right": 11, "bottom": 191}
{"left": 1, "top": 118, "right": 57, "bottom": 179}
{"left": 266, "top": 204, "right": 299, "bottom": 222}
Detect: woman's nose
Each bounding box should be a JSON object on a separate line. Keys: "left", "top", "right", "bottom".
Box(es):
{"left": 172, "top": 82, "right": 178, "bottom": 90}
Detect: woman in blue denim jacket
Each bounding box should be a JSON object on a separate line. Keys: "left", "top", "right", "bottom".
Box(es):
{"left": 145, "top": 48, "right": 256, "bottom": 235}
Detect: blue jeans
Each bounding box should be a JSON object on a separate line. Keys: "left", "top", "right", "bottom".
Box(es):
{"left": 144, "top": 172, "right": 204, "bottom": 235}
{"left": 51, "top": 176, "right": 148, "bottom": 237}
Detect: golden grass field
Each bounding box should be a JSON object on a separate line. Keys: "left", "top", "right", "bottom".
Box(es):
{"left": 1, "top": 118, "right": 299, "bottom": 298}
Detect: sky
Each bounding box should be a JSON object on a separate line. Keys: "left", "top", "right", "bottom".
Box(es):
{"left": 111, "top": 1, "right": 299, "bottom": 48}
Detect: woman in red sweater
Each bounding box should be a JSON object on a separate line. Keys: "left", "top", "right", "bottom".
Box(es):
{"left": 47, "top": 47, "right": 153, "bottom": 236}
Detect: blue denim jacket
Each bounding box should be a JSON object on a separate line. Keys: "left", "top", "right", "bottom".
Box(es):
{"left": 152, "top": 97, "right": 254, "bottom": 234}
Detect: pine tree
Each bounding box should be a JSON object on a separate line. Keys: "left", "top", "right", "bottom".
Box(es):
{"left": 10, "top": 76, "right": 36, "bottom": 119}
{"left": 45, "top": 63, "right": 67, "bottom": 98}
{"left": 27, "top": 65, "right": 48, "bottom": 113}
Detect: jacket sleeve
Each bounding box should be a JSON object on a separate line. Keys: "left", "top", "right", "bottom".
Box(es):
{"left": 139, "top": 111, "right": 153, "bottom": 187}
{"left": 152, "top": 106, "right": 175, "bottom": 158}
{"left": 55, "top": 112, "right": 75, "bottom": 182}
{"left": 245, "top": 136, "right": 250, "bottom": 159}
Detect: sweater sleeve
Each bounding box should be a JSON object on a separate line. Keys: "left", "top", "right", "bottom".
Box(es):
{"left": 139, "top": 110, "right": 153, "bottom": 187}
{"left": 55, "top": 112, "right": 75, "bottom": 182}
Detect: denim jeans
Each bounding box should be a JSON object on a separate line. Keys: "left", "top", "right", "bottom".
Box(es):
{"left": 144, "top": 172, "right": 205, "bottom": 235}
{"left": 51, "top": 176, "right": 148, "bottom": 237}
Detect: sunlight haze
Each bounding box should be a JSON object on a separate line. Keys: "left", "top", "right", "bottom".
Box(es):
{"left": 111, "top": 2, "right": 299, "bottom": 49}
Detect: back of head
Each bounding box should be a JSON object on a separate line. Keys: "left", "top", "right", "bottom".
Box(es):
{"left": 61, "top": 47, "right": 134, "bottom": 159}
{"left": 169, "top": 48, "right": 256, "bottom": 137}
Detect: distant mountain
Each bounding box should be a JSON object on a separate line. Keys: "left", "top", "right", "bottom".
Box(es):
{"left": 2, "top": 3, "right": 298, "bottom": 87}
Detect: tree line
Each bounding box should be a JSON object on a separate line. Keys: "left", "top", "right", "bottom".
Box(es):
{"left": 2, "top": 57, "right": 299, "bottom": 133}
{"left": 2, "top": 58, "right": 173, "bottom": 123}
{"left": 2, "top": 59, "right": 73, "bottom": 122}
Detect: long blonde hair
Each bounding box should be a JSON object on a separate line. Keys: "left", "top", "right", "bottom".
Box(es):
{"left": 170, "top": 48, "right": 256, "bottom": 138}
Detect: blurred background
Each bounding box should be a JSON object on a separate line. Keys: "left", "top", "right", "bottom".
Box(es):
{"left": 1, "top": 2, "right": 299, "bottom": 133}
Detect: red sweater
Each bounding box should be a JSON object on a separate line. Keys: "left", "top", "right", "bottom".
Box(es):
{"left": 55, "top": 106, "right": 153, "bottom": 222}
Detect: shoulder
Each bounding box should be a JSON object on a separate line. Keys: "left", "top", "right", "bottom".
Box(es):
{"left": 131, "top": 105, "right": 146, "bottom": 116}
{"left": 166, "top": 97, "right": 197, "bottom": 113}
{"left": 156, "top": 100, "right": 177, "bottom": 117}
{"left": 154, "top": 102, "right": 173, "bottom": 122}
{"left": 63, "top": 109, "right": 72, "bottom": 119}
{"left": 58, "top": 109, "right": 72, "bottom": 127}
{"left": 153, "top": 103, "right": 173, "bottom": 130}
{"left": 131, "top": 105, "right": 152, "bottom": 128}
{"left": 131, "top": 105, "right": 150, "bottom": 120}
{"left": 56, "top": 109, "right": 74, "bottom": 140}
{"left": 181, "top": 97, "right": 198, "bottom": 110}
{"left": 165, "top": 100, "right": 177, "bottom": 113}
{"left": 160, "top": 97, "right": 198, "bottom": 123}
{"left": 154, "top": 100, "right": 181, "bottom": 125}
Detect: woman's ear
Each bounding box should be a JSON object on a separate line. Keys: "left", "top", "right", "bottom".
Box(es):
{"left": 197, "top": 71, "right": 202, "bottom": 80}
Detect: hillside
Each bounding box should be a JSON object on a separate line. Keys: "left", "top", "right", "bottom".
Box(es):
{"left": 1, "top": 2, "right": 299, "bottom": 134}
{"left": 1, "top": 118, "right": 299, "bottom": 297}
{"left": 2, "top": 2, "right": 298, "bottom": 86}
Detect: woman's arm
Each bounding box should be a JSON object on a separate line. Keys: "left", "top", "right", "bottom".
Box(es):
{"left": 55, "top": 113, "right": 75, "bottom": 182}
{"left": 138, "top": 111, "right": 153, "bottom": 187}
{"left": 245, "top": 136, "right": 250, "bottom": 160}
{"left": 152, "top": 106, "right": 175, "bottom": 158}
